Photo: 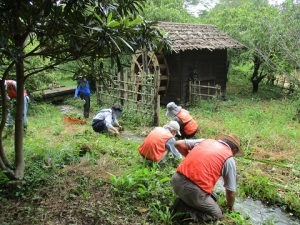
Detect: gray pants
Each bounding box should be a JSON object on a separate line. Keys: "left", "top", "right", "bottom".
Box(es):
{"left": 171, "top": 172, "right": 223, "bottom": 222}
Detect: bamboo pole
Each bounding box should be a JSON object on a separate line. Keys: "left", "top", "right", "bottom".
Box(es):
{"left": 153, "top": 67, "right": 160, "bottom": 126}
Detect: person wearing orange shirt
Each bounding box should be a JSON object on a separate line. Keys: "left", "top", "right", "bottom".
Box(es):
{"left": 139, "top": 121, "right": 183, "bottom": 164}
{"left": 171, "top": 133, "right": 243, "bottom": 222}
{"left": 165, "top": 102, "right": 198, "bottom": 139}
{"left": 4, "top": 80, "right": 29, "bottom": 129}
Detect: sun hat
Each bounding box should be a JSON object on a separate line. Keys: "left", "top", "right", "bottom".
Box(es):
{"left": 166, "top": 102, "right": 182, "bottom": 117}
{"left": 215, "top": 133, "right": 243, "bottom": 156}
{"left": 111, "top": 104, "right": 123, "bottom": 117}
{"left": 164, "top": 121, "right": 181, "bottom": 136}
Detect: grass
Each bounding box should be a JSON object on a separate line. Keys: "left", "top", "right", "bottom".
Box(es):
{"left": 0, "top": 75, "right": 299, "bottom": 224}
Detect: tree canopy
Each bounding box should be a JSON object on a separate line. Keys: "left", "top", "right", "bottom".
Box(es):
{"left": 200, "top": 0, "right": 300, "bottom": 92}
{"left": 141, "top": 0, "right": 197, "bottom": 22}
{"left": 0, "top": 0, "right": 171, "bottom": 181}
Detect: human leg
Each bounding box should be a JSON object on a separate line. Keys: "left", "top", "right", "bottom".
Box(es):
{"left": 171, "top": 172, "right": 223, "bottom": 222}
{"left": 91, "top": 119, "right": 106, "bottom": 132}
{"left": 82, "top": 95, "right": 90, "bottom": 118}
{"left": 23, "top": 96, "right": 28, "bottom": 126}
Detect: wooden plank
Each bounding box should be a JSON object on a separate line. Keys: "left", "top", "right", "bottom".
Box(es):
{"left": 31, "top": 86, "right": 76, "bottom": 102}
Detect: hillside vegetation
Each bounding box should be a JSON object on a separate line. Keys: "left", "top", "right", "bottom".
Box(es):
{"left": 0, "top": 75, "right": 299, "bottom": 225}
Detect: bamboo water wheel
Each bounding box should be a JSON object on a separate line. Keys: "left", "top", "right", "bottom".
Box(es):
{"left": 131, "top": 51, "right": 169, "bottom": 97}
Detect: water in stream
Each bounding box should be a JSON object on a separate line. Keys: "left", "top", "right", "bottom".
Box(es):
{"left": 215, "top": 178, "right": 299, "bottom": 225}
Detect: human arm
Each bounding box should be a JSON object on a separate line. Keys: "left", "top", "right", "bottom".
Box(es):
{"left": 173, "top": 116, "right": 183, "bottom": 125}
{"left": 174, "top": 139, "right": 205, "bottom": 157}
{"left": 108, "top": 126, "right": 120, "bottom": 135}
{"left": 222, "top": 158, "right": 237, "bottom": 211}
{"left": 174, "top": 140, "right": 189, "bottom": 157}
{"left": 225, "top": 189, "right": 236, "bottom": 211}
{"left": 74, "top": 85, "right": 79, "bottom": 98}
{"left": 166, "top": 138, "right": 183, "bottom": 159}
{"left": 107, "top": 114, "right": 121, "bottom": 135}
{"left": 85, "top": 81, "right": 91, "bottom": 96}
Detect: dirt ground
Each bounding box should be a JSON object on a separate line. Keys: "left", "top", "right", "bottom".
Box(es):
{"left": 1, "top": 156, "right": 150, "bottom": 225}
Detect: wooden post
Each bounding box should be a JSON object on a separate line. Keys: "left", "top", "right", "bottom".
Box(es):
{"left": 216, "top": 84, "right": 221, "bottom": 99}
{"left": 198, "top": 81, "right": 201, "bottom": 100}
{"left": 124, "top": 72, "right": 128, "bottom": 103}
{"left": 96, "top": 82, "right": 101, "bottom": 105}
{"left": 153, "top": 67, "right": 160, "bottom": 126}
{"left": 189, "top": 81, "right": 192, "bottom": 104}
{"left": 119, "top": 68, "right": 124, "bottom": 106}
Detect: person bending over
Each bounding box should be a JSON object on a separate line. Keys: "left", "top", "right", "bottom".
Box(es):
{"left": 166, "top": 102, "right": 198, "bottom": 139}
{"left": 92, "top": 104, "right": 123, "bottom": 135}
{"left": 139, "top": 121, "right": 183, "bottom": 164}
{"left": 171, "top": 133, "right": 243, "bottom": 222}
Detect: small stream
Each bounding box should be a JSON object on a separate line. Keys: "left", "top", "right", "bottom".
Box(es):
{"left": 59, "top": 105, "right": 300, "bottom": 224}
{"left": 215, "top": 178, "right": 299, "bottom": 224}
{"left": 235, "top": 198, "right": 298, "bottom": 225}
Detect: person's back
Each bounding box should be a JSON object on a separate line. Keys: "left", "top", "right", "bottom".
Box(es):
{"left": 176, "top": 139, "right": 233, "bottom": 193}
{"left": 165, "top": 102, "right": 198, "bottom": 138}
{"left": 139, "top": 121, "right": 183, "bottom": 163}
{"left": 139, "top": 127, "right": 174, "bottom": 162}
{"left": 171, "top": 134, "right": 242, "bottom": 222}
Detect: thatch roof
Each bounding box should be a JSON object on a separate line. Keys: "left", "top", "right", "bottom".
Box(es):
{"left": 157, "top": 22, "right": 245, "bottom": 53}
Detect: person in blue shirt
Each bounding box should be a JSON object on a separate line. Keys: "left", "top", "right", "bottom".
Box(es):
{"left": 74, "top": 75, "right": 91, "bottom": 119}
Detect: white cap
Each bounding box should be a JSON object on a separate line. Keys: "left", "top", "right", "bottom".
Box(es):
{"left": 164, "top": 121, "right": 181, "bottom": 136}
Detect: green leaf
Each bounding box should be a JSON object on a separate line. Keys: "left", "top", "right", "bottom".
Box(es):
{"left": 107, "top": 12, "right": 113, "bottom": 23}
{"left": 107, "top": 21, "right": 120, "bottom": 28}
{"left": 93, "top": 12, "right": 103, "bottom": 24}
{"left": 128, "top": 17, "right": 143, "bottom": 27}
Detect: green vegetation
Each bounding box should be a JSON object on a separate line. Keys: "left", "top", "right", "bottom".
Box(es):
{"left": 0, "top": 0, "right": 299, "bottom": 223}
{"left": 0, "top": 73, "right": 299, "bottom": 224}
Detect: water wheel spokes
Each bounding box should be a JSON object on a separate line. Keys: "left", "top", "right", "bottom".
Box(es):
{"left": 131, "top": 51, "right": 169, "bottom": 96}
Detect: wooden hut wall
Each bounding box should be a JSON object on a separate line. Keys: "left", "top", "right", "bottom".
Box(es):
{"left": 161, "top": 53, "right": 182, "bottom": 105}
{"left": 162, "top": 49, "right": 227, "bottom": 105}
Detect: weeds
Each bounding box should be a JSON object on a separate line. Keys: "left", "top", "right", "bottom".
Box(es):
{"left": 0, "top": 75, "right": 299, "bottom": 224}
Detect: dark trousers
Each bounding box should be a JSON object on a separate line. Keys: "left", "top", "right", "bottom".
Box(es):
{"left": 171, "top": 172, "right": 223, "bottom": 222}
{"left": 80, "top": 94, "right": 90, "bottom": 118}
{"left": 92, "top": 119, "right": 106, "bottom": 133}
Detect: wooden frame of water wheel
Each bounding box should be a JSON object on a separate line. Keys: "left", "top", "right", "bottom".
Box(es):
{"left": 131, "top": 51, "right": 170, "bottom": 97}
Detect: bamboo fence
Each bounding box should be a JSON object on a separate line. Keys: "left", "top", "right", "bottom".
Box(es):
{"left": 96, "top": 71, "right": 222, "bottom": 126}
{"left": 189, "top": 81, "right": 221, "bottom": 104}
{"left": 96, "top": 70, "right": 160, "bottom": 126}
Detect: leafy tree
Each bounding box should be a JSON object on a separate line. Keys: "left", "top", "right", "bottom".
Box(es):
{"left": 0, "top": 0, "right": 170, "bottom": 181}
{"left": 185, "top": 0, "right": 201, "bottom": 4}
{"left": 276, "top": 0, "right": 300, "bottom": 69}
{"left": 201, "top": 0, "right": 300, "bottom": 92}
{"left": 142, "top": 0, "right": 197, "bottom": 22}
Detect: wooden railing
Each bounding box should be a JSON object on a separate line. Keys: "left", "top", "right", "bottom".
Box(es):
{"left": 189, "top": 81, "right": 221, "bottom": 104}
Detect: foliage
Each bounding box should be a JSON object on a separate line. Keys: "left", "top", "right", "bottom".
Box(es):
{"left": 142, "top": 0, "right": 198, "bottom": 22}
{"left": 199, "top": 1, "right": 300, "bottom": 92}
{"left": 0, "top": 76, "right": 300, "bottom": 223}
{"left": 0, "top": 0, "right": 172, "bottom": 181}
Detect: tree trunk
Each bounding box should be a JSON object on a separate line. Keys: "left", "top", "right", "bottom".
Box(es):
{"left": 14, "top": 42, "right": 26, "bottom": 180}
{"left": 0, "top": 67, "right": 17, "bottom": 180}
{"left": 252, "top": 80, "right": 259, "bottom": 93}
{"left": 251, "top": 55, "right": 267, "bottom": 93}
